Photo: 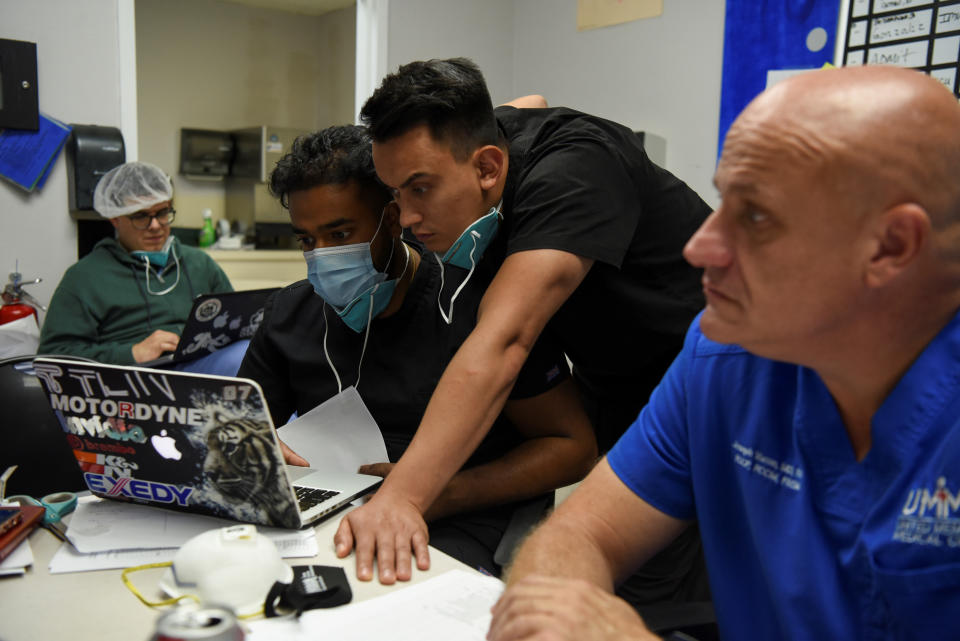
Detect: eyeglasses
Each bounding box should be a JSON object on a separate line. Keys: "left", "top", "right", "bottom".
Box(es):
{"left": 128, "top": 207, "right": 176, "bottom": 230}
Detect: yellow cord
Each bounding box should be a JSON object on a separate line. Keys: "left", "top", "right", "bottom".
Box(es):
{"left": 121, "top": 562, "right": 199, "bottom": 608}
{"left": 120, "top": 562, "right": 264, "bottom": 618}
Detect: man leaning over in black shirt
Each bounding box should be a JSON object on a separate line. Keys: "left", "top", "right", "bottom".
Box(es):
{"left": 237, "top": 125, "right": 597, "bottom": 579}
{"left": 337, "top": 58, "right": 712, "bottom": 608}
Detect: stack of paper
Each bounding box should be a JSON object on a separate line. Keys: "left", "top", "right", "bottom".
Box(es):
{"left": 0, "top": 113, "right": 71, "bottom": 192}
{"left": 247, "top": 569, "right": 505, "bottom": 641}
{"left": 0, "top": 502, "right": 44, "bottom": 576}
{"left": 0, "top": 540, "right": 34, "bottom": 577}
{"left": 50, "top": 496, "right": 319, "bottom": 574}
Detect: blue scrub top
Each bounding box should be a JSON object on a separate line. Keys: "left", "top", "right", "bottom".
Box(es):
{"left": 609, "top": 311, "right": 960, "bottom": 641}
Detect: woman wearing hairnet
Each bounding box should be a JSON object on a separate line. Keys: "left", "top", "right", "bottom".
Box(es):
{"left": 39, "top": 162, "right": 235, "bottom": 367}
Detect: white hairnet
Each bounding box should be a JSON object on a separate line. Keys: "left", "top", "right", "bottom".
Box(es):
{"left": 93, "top": 161, "right": 174, "bottom": 218}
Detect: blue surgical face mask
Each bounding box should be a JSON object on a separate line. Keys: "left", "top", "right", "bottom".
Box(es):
{"left": 334, "top": 279, "right": 399, "bottom": 333}
{"left": 322, "top": 243, "right": 412, "bottom": 396}
{"left": 304, "top": 212, "right": 390, "bottom": 308}
{"left": 131, "top": 236, "right": 174, "bottom": 269}
{"left": 435, "top": 203, "right": 502, "bottom": 324}
{"left": 334, "top": 238, "right": 408, "bottom": 333}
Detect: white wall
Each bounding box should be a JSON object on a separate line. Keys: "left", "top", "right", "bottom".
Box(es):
{"left": 376, "top": 0, "right": 724, "bottom": 206}
{"left": 0, "top": 0, "right": 125, "bottom": 317}
{"left": 511, "top": 0, "right": 725, "bottom": 205}
{"left": 384, "top": 0, "right": 516, "bottom": 104}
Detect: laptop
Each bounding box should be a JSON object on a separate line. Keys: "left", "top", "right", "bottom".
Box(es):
{"left": 31, "top": 357, "right": 382, "bottom": 529}
{"left": 142, "top": 288, "right": 279, "bottom": 367}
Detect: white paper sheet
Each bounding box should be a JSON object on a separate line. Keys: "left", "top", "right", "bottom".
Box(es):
{"left": 65, "top": 496, "right": 318, "bottom": 555}
{"left": 0, "top": 538, "right": 34, "bottom": 575}
{"left": 246, "top": 569, "right": 504, "bottom": 641}
{"left": 49, "top": 543, "right": 178, "bottom": 574}
{"left": 49, "top": 529, "right": 317, "bottom": 574}
{"left": 277, "top": 386, "right": 388, "bottom": 473}
{"left": 0, "top": 313, "right": 40, "bottom": 359}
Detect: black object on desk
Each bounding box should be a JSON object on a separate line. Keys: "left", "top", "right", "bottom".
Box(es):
{"left": 265, "top": 565, "right": 352, "bottom": 617}
{"left": 0, "top": 355, "right": 87, "bottom": 497}
{"left": 0, "top": 504, "right": 44, "bottom": 562}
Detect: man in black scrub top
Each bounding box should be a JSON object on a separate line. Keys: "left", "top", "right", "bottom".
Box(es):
{"left": 336, "top": 57, "right": 712, "bottom": 605}
{"left": 237, "top": 125, "right": 597, "bottom": 579}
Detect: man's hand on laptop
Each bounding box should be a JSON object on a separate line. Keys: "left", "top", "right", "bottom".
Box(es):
{"left": 334, "top": 491, "right": 430, "bottom": 584}
{"left": 279, "top": 439, "right": 309, "bottom": 466}
{"left": 132, "top": 329, "right": 180, "bottom": 363}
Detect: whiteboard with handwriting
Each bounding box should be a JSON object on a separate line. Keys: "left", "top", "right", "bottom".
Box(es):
{"left": 841, "top": 0, "right": 960, "bottom": 97}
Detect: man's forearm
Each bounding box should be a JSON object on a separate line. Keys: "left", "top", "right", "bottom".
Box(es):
{"left": 505, "top": 459, "right": 689, "bottom": 588}
{"left": 376, "top": 333, "right": 532, "bottom": 513}
{"left": 376, "top": 250, "right": 592, "bottom": 520}
{"left": 425, "top": 434, "right": 595, "bottom": 521}
{"left": 506, "top": 510, "right": 619, "bottom": 590}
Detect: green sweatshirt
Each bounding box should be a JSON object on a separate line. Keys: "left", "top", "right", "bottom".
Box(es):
{"left": 38, "top": 237, "right": 233, "bottom": 364}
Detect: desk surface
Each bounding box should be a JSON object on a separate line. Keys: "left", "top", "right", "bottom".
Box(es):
{"left": 0, "top": 508, "right": 472, "bottom": 640}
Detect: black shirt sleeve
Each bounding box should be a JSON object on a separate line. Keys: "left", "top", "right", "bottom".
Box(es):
{"left": 497, "top": 106, "right": 654, "bottom": 269}
{"left": 237, "top": 289, "right": 297, "bottom": 428}
{"left": 509, "top": 327, "right": 569, "bottom": 400}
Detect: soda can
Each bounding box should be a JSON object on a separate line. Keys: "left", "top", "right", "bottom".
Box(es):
{"left": 151, "top": 603, "right": 245, "bottom": 641}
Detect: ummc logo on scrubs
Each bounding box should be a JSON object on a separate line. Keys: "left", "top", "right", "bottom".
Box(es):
{"left": 894, "top": 477, "right": 960, "bottom": 547}
{"left": 901, "top": 477, "right": 960, "bottom": 519}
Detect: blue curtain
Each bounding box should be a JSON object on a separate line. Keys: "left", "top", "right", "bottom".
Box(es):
{"left": 718, "top": 0, "right": 842, "bottom": 158}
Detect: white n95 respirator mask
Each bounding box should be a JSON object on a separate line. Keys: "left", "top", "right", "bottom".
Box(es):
{"left": 159, "top": 525, "right": 292, "bottom": 617}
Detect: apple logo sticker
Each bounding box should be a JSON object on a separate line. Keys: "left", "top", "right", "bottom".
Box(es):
{"left": 151, "top": 429, "right": 183, "bottom": 460}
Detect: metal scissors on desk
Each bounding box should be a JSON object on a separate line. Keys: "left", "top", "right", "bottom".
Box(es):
{"left": 1, "top": 465, "right": 78, "bottom": 541}
{"left": 4, "top": 492, "right": 78, "bottom": 524}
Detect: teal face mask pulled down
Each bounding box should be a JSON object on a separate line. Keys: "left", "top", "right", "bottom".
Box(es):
{"left": 435, "top": 205, "right": 502, "bottom": 325}
{"left": 440, "top": 206, "right": 502, "bottom": 269}
{"left": 131, "top": 236, "right": 174, "bottom": 269}
{"left": 133, "top": 237, "right": 181, "bottom": 296}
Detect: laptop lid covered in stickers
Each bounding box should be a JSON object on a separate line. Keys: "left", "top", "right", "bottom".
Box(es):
{"left": 33, "top": 358, "right": 315, "bottom": 529}
{"left": 143, "top": 287, "right": 279, "bottom": 367}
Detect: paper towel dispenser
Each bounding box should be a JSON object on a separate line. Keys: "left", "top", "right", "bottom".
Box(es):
{"left": 179, "top": 128, "right": 234, "bottom": 179}
{"left": 67, "top": 125, "right": 125, "bottom": 212}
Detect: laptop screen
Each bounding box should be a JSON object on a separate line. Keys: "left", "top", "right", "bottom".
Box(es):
{"left": 174, "top": 287, "right": 279, "bottom": 362}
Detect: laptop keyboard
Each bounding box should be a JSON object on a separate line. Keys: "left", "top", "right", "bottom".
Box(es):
{"left": 294, "top": 485, "right": 340, "bottom": 511}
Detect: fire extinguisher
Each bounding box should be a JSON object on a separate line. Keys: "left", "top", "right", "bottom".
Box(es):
{"left": 1, "top": 272, "right": 46, "bottom": 326}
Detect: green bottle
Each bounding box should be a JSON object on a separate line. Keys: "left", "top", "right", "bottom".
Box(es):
{"left": 198, "top": 208, "right": 216, "bottom": 248}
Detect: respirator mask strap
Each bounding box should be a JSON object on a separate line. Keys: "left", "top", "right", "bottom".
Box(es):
{"left": 122, "top": 562, "right": 196, "bottom": 608}
{"left": 436, "top": 230, "right": 481, "bottom": 325}
{"left": 122, "top": 561, "right": 266, "bottom": 619}
{"left": 355, "top": 242, "right": 410, "bottom": 391}
{"left": 323, "top": 241, "right": 410, "bottom": 393}
{"left": 143, "top": 248, "right": 181, "bottom": 296}
{"left": 321, "top": 304, "right": 343, "bottom": 394}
